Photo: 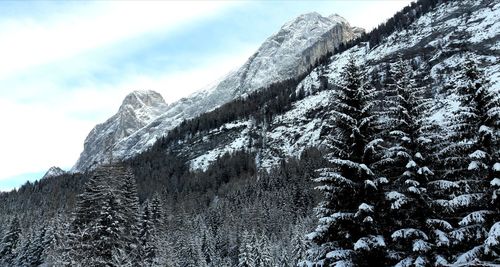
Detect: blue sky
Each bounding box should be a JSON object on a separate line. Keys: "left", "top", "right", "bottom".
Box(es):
{"left": 0, "top": 0, "right": 413, "bottom": 191}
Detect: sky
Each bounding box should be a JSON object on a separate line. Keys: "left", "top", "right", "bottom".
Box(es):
{"left": 0, "top": 0, "right": 413, "bottom": 191}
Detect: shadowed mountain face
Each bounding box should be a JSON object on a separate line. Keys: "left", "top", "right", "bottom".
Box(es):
{"left": 73, "top": 13, "right": 363, "bottom": 172}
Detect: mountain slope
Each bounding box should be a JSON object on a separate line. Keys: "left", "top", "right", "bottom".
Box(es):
{"left": 159, "top": 0, "right": 500, "bottom": 173}
{"left": 73, "top": 90, "right": 168, "bottom": 171}
{"left": 72, "top": 13, "right": 363, "bottom": 172}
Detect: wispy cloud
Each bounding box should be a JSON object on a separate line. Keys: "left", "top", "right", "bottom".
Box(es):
{"left": 0, "top": 1, "right": 239, "bottom": 79}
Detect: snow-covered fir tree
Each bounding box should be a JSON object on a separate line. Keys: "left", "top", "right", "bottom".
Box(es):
{"left": 150, "top": 193, "right": 163, "bottom": 227}
{"left": 304, "top": 55, "right": 388, "bottom": 266}
{"left": 437, "top": 55, "right": 499, "bottom": 264}
{"left": 200, "top": 223, "right": 217, "bottom": 266}
{"left": 25, "top": 225, "right": 51, "bottom": 266}
{"left": 376, "top": 56, "right": 437, "bottom": 266}
{"left": 139, "top": 200, "right": 158, "bottom": 266}
{"left": 119, "top": 169, "right": 141, "bottom": 265}
{"left": 238, "top": 231, "right": 256, "bottom": 267}
{"left": 93, "top": 191, "right": 125, "bottom": 266}
{"left": 45, "top": 213, "right": 71, "bottom": 266}
{"left": 13, "top": 229, "right": 32, "bottom": 266}
{"left": 66, "top": 165, "right": 141, "bottom": 266}
{"left": 256, "top": 233, "right": 273, "bottom": 267}
{"left": 0, "top": 217, "right": 21, "bottom": 265}
{"left": 292, "top": 224, "right": 309, "bottom": 265}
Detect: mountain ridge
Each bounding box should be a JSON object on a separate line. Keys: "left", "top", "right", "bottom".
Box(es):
{"left": 72, "top": 12, "right": 363, "bottom": 172}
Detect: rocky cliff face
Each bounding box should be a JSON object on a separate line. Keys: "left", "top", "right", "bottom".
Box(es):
{"left": 220, "top": 12, "right": 362, "bottom": 96}
{"left": 73, "top": 13, "right": 362, "bottom": 172}
{"left": 72, "top": 90, "right": 168, "bottom": 171}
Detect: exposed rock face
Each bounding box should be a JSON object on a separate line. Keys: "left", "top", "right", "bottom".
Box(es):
{"left": 71, "top": 13, "right": 362, "bottom": 172}
{"left": 219, "top": 12, "right": 362, "bottom": 97}
{"left": 297, "top": 14, "right": 363, "bottom": 75}
{"left": 72, "top": 90, "right": 168, "bottom": 171}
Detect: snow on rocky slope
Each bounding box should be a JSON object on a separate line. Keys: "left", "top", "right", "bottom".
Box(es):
{"left": 42, "top": 166, "right": 66, "bottom": 179}
{"left": 72, "top": 90, "right": 168, "bottom": 171}
{"left": 186, "top": 0, "right": 500, "bottom": 171}
{"left": 73, "top": 13, "right": 363, "bottom": 172}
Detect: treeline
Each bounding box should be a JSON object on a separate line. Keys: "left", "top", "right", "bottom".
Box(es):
{"left": 0, "top": 172, "right": 88, "bottom": 230}
{"left": 154, "top": 75, "right": 309, "bottom": 153}
{"left": 0, "top": 147, "right": 326, "bottom": 266}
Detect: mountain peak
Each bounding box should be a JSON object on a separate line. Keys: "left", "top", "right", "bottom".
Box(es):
{"left": 282, "top": 12, "right": 332, "bottom": 30}
{"left": 73, "top": 90, "right": 169, "bottom": 171}
{"left": 297, "top": 11, "right": 322, "bottom": 19}
{"left": 120, "top": 90, "right": 166, "bottom": 111}
{"left": 327, "top": 13, "right": 349, "bottom": 24}
{"left": 42, "top": 166, "right": 66, "bottom": 179}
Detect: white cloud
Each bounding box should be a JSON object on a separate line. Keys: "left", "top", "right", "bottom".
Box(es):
{"left": 0, "top": 1, "right": 239, "bottom": 79}
{"left": 324, "top": 0, "right": 413, "bottom": 31}
{"left": 0, "top": 99, "right": 93, "bottom": 179}
{"left": 349, "top": 1, "right": 414, "bottom": 30}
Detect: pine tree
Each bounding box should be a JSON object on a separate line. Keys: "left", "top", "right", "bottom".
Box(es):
{"left": 150, "top": 192, "right": 163, "bottom": 228}
{"left": 26, "top": 225, "right": 51, "bottom": 266}
{"left": 256, "top": 234, "right": 272, "bottom": 267}
{"left": 119, "top": 169, "right": 141, "bottom": 264}
{"left": 178, "top": 231, "right": 207, "bottom": 267}
{"left": 14, "top": 230, "right": 32, "bottom": 266}
{"left": 377, "top": 56, "right": 436, "bottom": 265}
{"left": 0, "top": 217, "right": 21, "bottom": 265}
{"left": 67, "top": 167, "right": 112, "bottom": 266}
{"left": 238, "top": 231, "right": 255, "bottom": 267}
{"left": 68, "top": 164, "right": 141, "bottom": 266}
{"left": 292, "top": 228, "right": 308, "bottom": 265}
{"left": 250, "top": 232, "right": 262, "bottom": 267}
{"left": 45, "top": 213, "right": 71, "bottom": 266}
{"left": 200, "top": 225, "right": 216, "bottom": 266}
{"left": 305, "top": 56, "right": 387, "bottom": 266}
{"left": 438, "top": 55, "right": 499, "bottom": 264}
{"left": 93, "top": 191, "right": 124, "bottom": 266}
{"left": 139, "top": 201, "right": 157, "bottom": 266}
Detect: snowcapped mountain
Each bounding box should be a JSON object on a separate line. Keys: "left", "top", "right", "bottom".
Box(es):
{"left": 73, "top": 90, "right": 168, "bottom": 171}
{"left": 42, "top": 166, "right": 66, "bottom": 179}
{"left": 172, "top": 0, "right": 500, "bottom": 172}
{"left": 73, "top": 13, "right": 363, "bottom": 172}
{"left": 74, "top": 0, "right": 499, "bottom": 174}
